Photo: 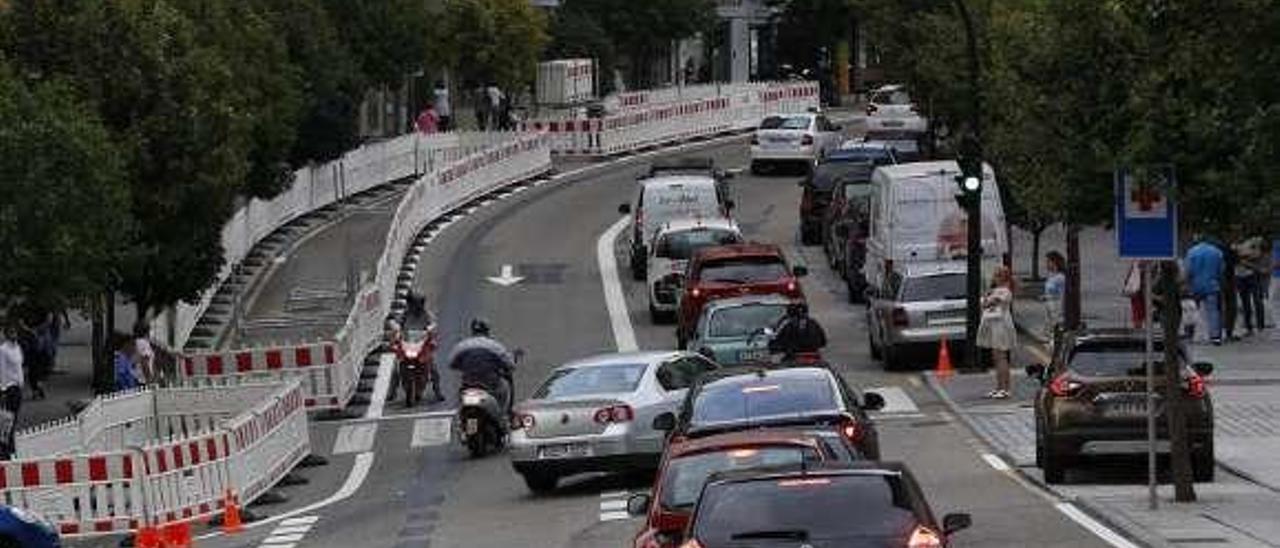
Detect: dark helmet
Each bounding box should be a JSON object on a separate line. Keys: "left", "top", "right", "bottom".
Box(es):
{"left": 470, "top": 318, "right": 491, "bottom": 336}
{"left": 787, "top": 302, "right": 808, "bottom": 317}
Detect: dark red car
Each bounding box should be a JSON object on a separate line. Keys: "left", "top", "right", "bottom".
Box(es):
{"left": 628, "top": 428, "right": 861, "bottom": 548}
{"left": 675, "top": 244, "right": 807, "bottom": 349}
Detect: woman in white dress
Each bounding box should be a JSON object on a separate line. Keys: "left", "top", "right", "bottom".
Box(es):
{"left": 978, "top": 266, "right": 1017, "bottom": 399}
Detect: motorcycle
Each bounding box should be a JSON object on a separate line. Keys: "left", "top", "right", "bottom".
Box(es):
{"left": 457, "top": 348, "right": 522, "bottom": 458}
{"left": 392, "top": 326, "right": 438, "bottom": 408}
{"left": 749, "top": 327, "right": 826, "bottom": 367}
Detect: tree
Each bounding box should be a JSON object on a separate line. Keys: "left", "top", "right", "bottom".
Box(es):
{"left": 323, "top": 0, "right": 433, "bottom": 88}
{"left": 546, "top": 4, "right": 616, "bottom": 94}
{"left": 439, "top": 0, "right": 549, "bottom": 91}
{"left": 0, "top": 61, "right": 130, "bottom": 321}
{"left": 552, "top": 0, "right": 715, "bottom": 88}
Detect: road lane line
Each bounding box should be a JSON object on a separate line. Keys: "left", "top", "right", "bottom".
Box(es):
{"left": 600, "top": 499, "right": 627, "bottom": 511}
{"left": 332, "top": 423, "right": 378, "bottom": 454}
{"left": 261, "top": 533, "right": 305, "bottom": 543}
{"left": 981, "top": 453, "right": 1011, "bottom": 472}
{"left": 280, "top": 516, "right": 320, "bottom": 526}
{"left": 600, "top": 490, "right": 628, "bottom": 498}
{"left": 411, "top": 417, "right": 453, "bottom": 447}
{"left": 598, "top": 216, "right": 639, "bottom": 352}
{"left": 866, "top": 386, "right": 919, "bottom": 414}
{"left": 599, "top": 511, "right": 630, "bottom": 522}
{"left": 268, "top": 525, "right": 313, "bottom": 535}
{"left": 1055, "top": 502, "right": 1140, "bottom": 548}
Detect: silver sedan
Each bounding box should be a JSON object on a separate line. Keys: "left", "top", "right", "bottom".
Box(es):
{"left": 509, "top": 351, "right": 719, "bottom": 493}
{"left": 867, "top": 262, "right": 970, "bottom": 370}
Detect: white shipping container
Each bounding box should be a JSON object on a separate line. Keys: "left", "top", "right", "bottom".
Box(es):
{"left": 537, "top": 59, "right": 595, "bottom": 105}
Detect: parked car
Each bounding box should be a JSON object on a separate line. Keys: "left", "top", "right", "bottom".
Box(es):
{"left": 619, "top": 175, "right": 734, "bottom": 281}
{"left": 865, "top": 84, "right": 928, "bottom": 133}
{"left": 627, "top": 427, "right": 861, "bottom": 548}
{"left": 647, "top": 218, "right": 743, "bottom": 323}
{"left": 835, "top": 140, "right": 903, "bottom": 165}
{"left": 749, "top": 112, "right": 843, "bottom": 174}
{"left": 1025, "top": 329, "right": 1216, "bottom": 484}
{"left": 798, "top": 157, "right": 874, "bottom": 245}
{"left": 867, "top": 262, "right": 970, "bottom": 370}
{"left": 861, "top": 129, "right": 931, "bottom": 162}
{"left": 675, "top": 244, "right": 807, "bottom": 349}
{"left": 654, "top": 366, "right": 884, "bottom": 460}
{"left": 510, "top": 351, "right": 719, "bottom": 493}
{"left": 0, "top": 506, "right": 60, "bottom": 548}
{"left": 687, "top": 294, "right": 796, "bottom": 367}
{"left": 820, "top": 162, "right": 876, "bottom": 273}
{"left": 679, "top": 462, "right": 971, "bottom": 548}
{"left": 863, "top": 161, "right": 1008, "bottom": 298}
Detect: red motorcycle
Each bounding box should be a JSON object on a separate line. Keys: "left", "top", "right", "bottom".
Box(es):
{"left": 392, "top": 326, "right": 439, "bottom": 407}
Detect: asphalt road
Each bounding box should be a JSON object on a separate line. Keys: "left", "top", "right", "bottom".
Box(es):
{"left": 192, "top": 134, "right": 1118, "bottom": 548}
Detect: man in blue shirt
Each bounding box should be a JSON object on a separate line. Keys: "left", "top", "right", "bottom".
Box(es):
{"left": 1185, "top": 235, "right": 1225, "bottom": 344}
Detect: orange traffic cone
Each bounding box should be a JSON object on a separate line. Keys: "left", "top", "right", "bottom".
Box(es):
{"left": 163, "top": 521, "right": 193, "bottom": 548}
{"left": 936, "top": 338, "right": 955, "bottom": 380}
{"left": 135, "top": 524, "right": 162, "bottom": 548}
{"left": 222, "top": 490, "right": 244, "bottom": 534}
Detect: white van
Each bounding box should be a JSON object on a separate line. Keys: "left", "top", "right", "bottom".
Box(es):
{"left": 863, "top": 161, "right": 1008, "bottom": 296}
{"left": 618, "top": 176, "right": 732, "bottom": 280}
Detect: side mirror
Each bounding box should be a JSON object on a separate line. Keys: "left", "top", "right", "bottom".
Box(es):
{"left": 862, "top": 391, "right": 886, "bottom": 411}
{"left": 792, "top": 265, "right": 808, "bottom": 277}
{"left": 618, "top": 203, "right": 632, "bottom": 215}
{"left": 1024, "top": 364, "right": 1046, "bottom": 380}
{"left": 626, "top": 493, "right": 652, "bottom": 517}
{"left": 942, "top": 513, "right": 972, "bottom": 535}
{"left": 652, "top": 412, "right": 676, "bottom": 432}
{"left": 1192, "top": 361, "right": 1214, "bottom": 376}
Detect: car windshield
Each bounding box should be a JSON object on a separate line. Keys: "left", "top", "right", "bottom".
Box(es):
{"left": 532, "top": 363, "right": 647, "bottom": 399}
{"left": 900, "top": 273, "right": 967, "bottom": 302}
{"left": 691, "top": 376, "right": 839, "bottom": 427}
{"left": 698, "top": 257, "right": 789, "bottom": 283}
{"left": 660, "top": 447, "right": 820, "bottom": 510}
{"left": 761, "top": 115, "right": 811, "bottom": 130}
{"left": 658, "top": 229, "right": 741, "bottom": 259}
{"left": 707, "top": 303, "right": 788, "bottom": 338}
{"left": 692, "top": 475, "right": 919, "bottom": 544}
{"left": 871, "top": 90, "right": 912, "bottom": 105}
{"left": 812, "top": 163, "right": 873, "bottom": 192}
{"left": 1067, "top": 342, "right": 1179, "bottom": 377}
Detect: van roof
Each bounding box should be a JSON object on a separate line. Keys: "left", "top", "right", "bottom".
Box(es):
{"left": 874, "top": 160, "right": 994, "bottom": 181}
{"left": 641, "top": 175, "right": 719, "bottom": 190}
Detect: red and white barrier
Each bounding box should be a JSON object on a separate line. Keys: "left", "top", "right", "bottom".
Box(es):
{"left": 3, "top": 380, "right": 308, "bottom": 538}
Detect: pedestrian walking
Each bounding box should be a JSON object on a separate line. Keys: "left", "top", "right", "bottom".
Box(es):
{"left": 978, "top": 266, "right": 1017, "bottom": 399}
{"left": 1123, "top": 261, "right": 1146, "bottom": 329}
{"left": 1214, "top": 238, "right": 1240, "bottom": 340}
{"left": 474, "top": 84, "right": 490, "bottom": 130}
{"left": 1185, "top": 235, "right": 1226, "bottom": 345}
{"left": 485, "top": 84, "right": 504, "bottom": 130}
{"left": 45, "top": 309, "right": 68, "bottom": 373}
{"left": 113, "top": 336, "right": 139, "bottom": 391}
{"left": 1042, "top": 251, "right": 1066, "bottom": 340}
{"left": 433, "top": 81, "right": 452, "bottom": 132}
{"left": 414, "top": 102, "right": 439, "bottom": 134}
{"left": 133, "top": 323, "right": 155, "bottom": 386}
{"left": 0, "top": 327, "right": 24, "bottom": 459}
{"left": 1234, "top": 236, "right": 1268, "bottom": 335}
{"left": 16, "top": 317, "right": 48, "bottom": 400}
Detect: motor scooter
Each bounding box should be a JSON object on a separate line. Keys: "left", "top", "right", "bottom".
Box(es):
{"left": 392, "top": 326, "right": 438, "bottom": 407}
{"left": 457, "top": 349, "right": 522, "bottom": 458}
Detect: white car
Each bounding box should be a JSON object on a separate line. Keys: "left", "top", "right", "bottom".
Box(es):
{"left": 646, "top": 218, "right": 743, "bottom": 322}
{"left": 749, "top": 112, "right": 843, "bottom": 174}
{"left": 619, "top": 175, "right": 733, "bottom": 281}
{"left": 865, "top": 85, "right": 927, "bottom": 132}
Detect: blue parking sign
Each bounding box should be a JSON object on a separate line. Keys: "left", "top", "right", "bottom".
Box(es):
{"left": 1115, "top": 166, "right": 1178, "bottom": 259}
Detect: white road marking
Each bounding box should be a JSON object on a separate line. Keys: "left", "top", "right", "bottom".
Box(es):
{"left": 597, "top": 216, "right": 638, "bottom": 351}
{"left": 600, "top": 499, "right": 627, "bottom": 511}
{"left": 268, "top": 525, "right": 313, "bottom": 535}
{"left": 599, "top": 511, "right": 630, "bottom": 522}
{"left": 981, "top": 453, "right": 1011, "bottom": 472}
{"left": 411, "top": 417, "right": 453, "bottom": 447}
{"left": 907, "top": 375, "right": 923, "bottom": 387}
{"left": 260, "top": 544, "right": 295, "bottom": 548}
{"left": 261, "top": 533, "right": 305, "bottom": 543}
{"left": 599, "top": 490, "right": 627, "bottom": 498}
{"left": 1056, "top": 502, "right": 1140, "bottom": 548}
{"left": 599, "top": 491, "right": 634, "bottom": 522}
{"left": 866, "top": 386, "right": 919, "bottom": 415}
{"left": 332, "top": 422, "right": 378, "bottom": 454}
{"left": 256, "top": 514, "right": 317, "bottom": 548}
{"left": 280, "top": 516, "right": 320, "bottom": 527}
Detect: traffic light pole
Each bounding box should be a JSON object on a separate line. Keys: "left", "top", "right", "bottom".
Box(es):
{"left": 953, "top": 0, "right": 984, "bottom": 369}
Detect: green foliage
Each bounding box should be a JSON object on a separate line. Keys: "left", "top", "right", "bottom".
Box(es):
{"left": 0, "top": 60, "right": 130, "bottom": 317}
{"left": 550, "top": 0, "right": 715, "bottom": 88}
{"left": 324, "top": 0, "right": 433, "bottom": 88}
{"left": 546, "top": 5, "right": 616, "bottom": 93}
{"left": 440, "top": 0, "right": 549, "bottom": 90}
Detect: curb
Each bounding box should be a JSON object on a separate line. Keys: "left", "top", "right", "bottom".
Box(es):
{"left": 922, "top": 371, "right": 1161, "bottom": 548}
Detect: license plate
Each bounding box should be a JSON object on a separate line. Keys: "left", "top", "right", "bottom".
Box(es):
{"left": 738, "top": 349, "right": 770, "bottom": 362}
{"left": 538, "top": 443, "right": 592, "bottom": 459}
{"left": 1103, "top": 402, "right": 1148, "bottom": 418}
{"left": 881, "top": 120, "right": 905, "bottom": 127}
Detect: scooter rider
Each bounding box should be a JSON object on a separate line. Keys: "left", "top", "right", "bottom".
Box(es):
{"left": 446, "top": 319, "right": 515, "bottom": 417}
{"left": 769, "top": 302, "right": 827, "bottom": 358}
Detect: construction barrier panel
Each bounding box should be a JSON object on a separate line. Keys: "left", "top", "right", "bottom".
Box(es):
{"left": 2, "top": 380, "right": 308, "bottom": 538}
{"left": 173, "top": 133, "right": 553, "bottom": 410}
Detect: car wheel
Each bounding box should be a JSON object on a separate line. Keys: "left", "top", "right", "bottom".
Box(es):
{"left": 883, "top": 344, "right": 902, "bottom": 371}
{"left": 1042, "top": 442, "right": 1068, "bottom": 484}
{"left": 1193, "top": 439, "right": 1215, "bottom": 482}
{"left": 522, "top": 471, "right": 559, "bottom": 494}
{"left": 800, "top": 226, "right": 820, "bottom": 246}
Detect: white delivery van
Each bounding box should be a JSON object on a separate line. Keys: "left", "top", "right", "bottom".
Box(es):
{"left": 863, "top": 161, "right": 1008, "bottom": 296}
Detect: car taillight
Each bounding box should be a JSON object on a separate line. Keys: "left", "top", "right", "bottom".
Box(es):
{"left": 801, "top": 134, "right": 814, "bottom": 146}
{"left": 786, "top": 280, "right": 798, "bottom": 294}
{"left": 907, "top": 525, "right": 943, "bottom": 548}
{"left": 1048, "top": 374, "right": 1083, "bottom": 398}
{"left": 891, "top": 307, "right": 909, "bottom": 327}
{"left": 594, "top": 404, "right": 634, "bottom": 424}
{"left": 1186, "top": 372, "right": 1207, "bottom": 399}
{"left": 840, "top": 416, "right": 863, "bottom": 444}
{"left": 690, "top": 287, "right": 701, "bottom": 299}
{"left": 514, "top": 413, "right": 535, "bottom": 430}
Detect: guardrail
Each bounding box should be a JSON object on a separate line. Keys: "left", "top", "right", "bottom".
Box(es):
{"left": 3, "top": 380, "right": 308, "bottom": 538}
{"left": 526, "top": 81, "right": 820, "bottom": 156}
{"left": 172, "top": 132, "right": 552, "bottom": 410}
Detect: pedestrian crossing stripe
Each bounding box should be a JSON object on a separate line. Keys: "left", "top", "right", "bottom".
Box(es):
{"left": 411, "top": 417, "right": 452, "bottom": 447}
{"left": 599, "top": 491, "right": 632, "bottom": 522}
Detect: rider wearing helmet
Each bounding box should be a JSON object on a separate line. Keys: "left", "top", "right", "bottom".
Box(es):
{"left": 446, "top": 319, "right": 516, "bottom": 416}
{"left": 769, "top": 302, "right": 827, "bottom": 358}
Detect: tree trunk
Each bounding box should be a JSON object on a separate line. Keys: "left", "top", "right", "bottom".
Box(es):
{"left": 90, "top": 293, "right": 107, "bottom": 394}
{"left": 1030, "top": 226, "right": 1044, "bottom": 281}
{"left": 1064, "top": 224, "right": 1082, "bottom": 330}
{"left": 1161, "top": 261, "right": 1196, "bottom": 501}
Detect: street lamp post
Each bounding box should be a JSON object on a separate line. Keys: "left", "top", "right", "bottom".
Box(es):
{"left": 951, "top": 0, "right": 984, "bottom": 369}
